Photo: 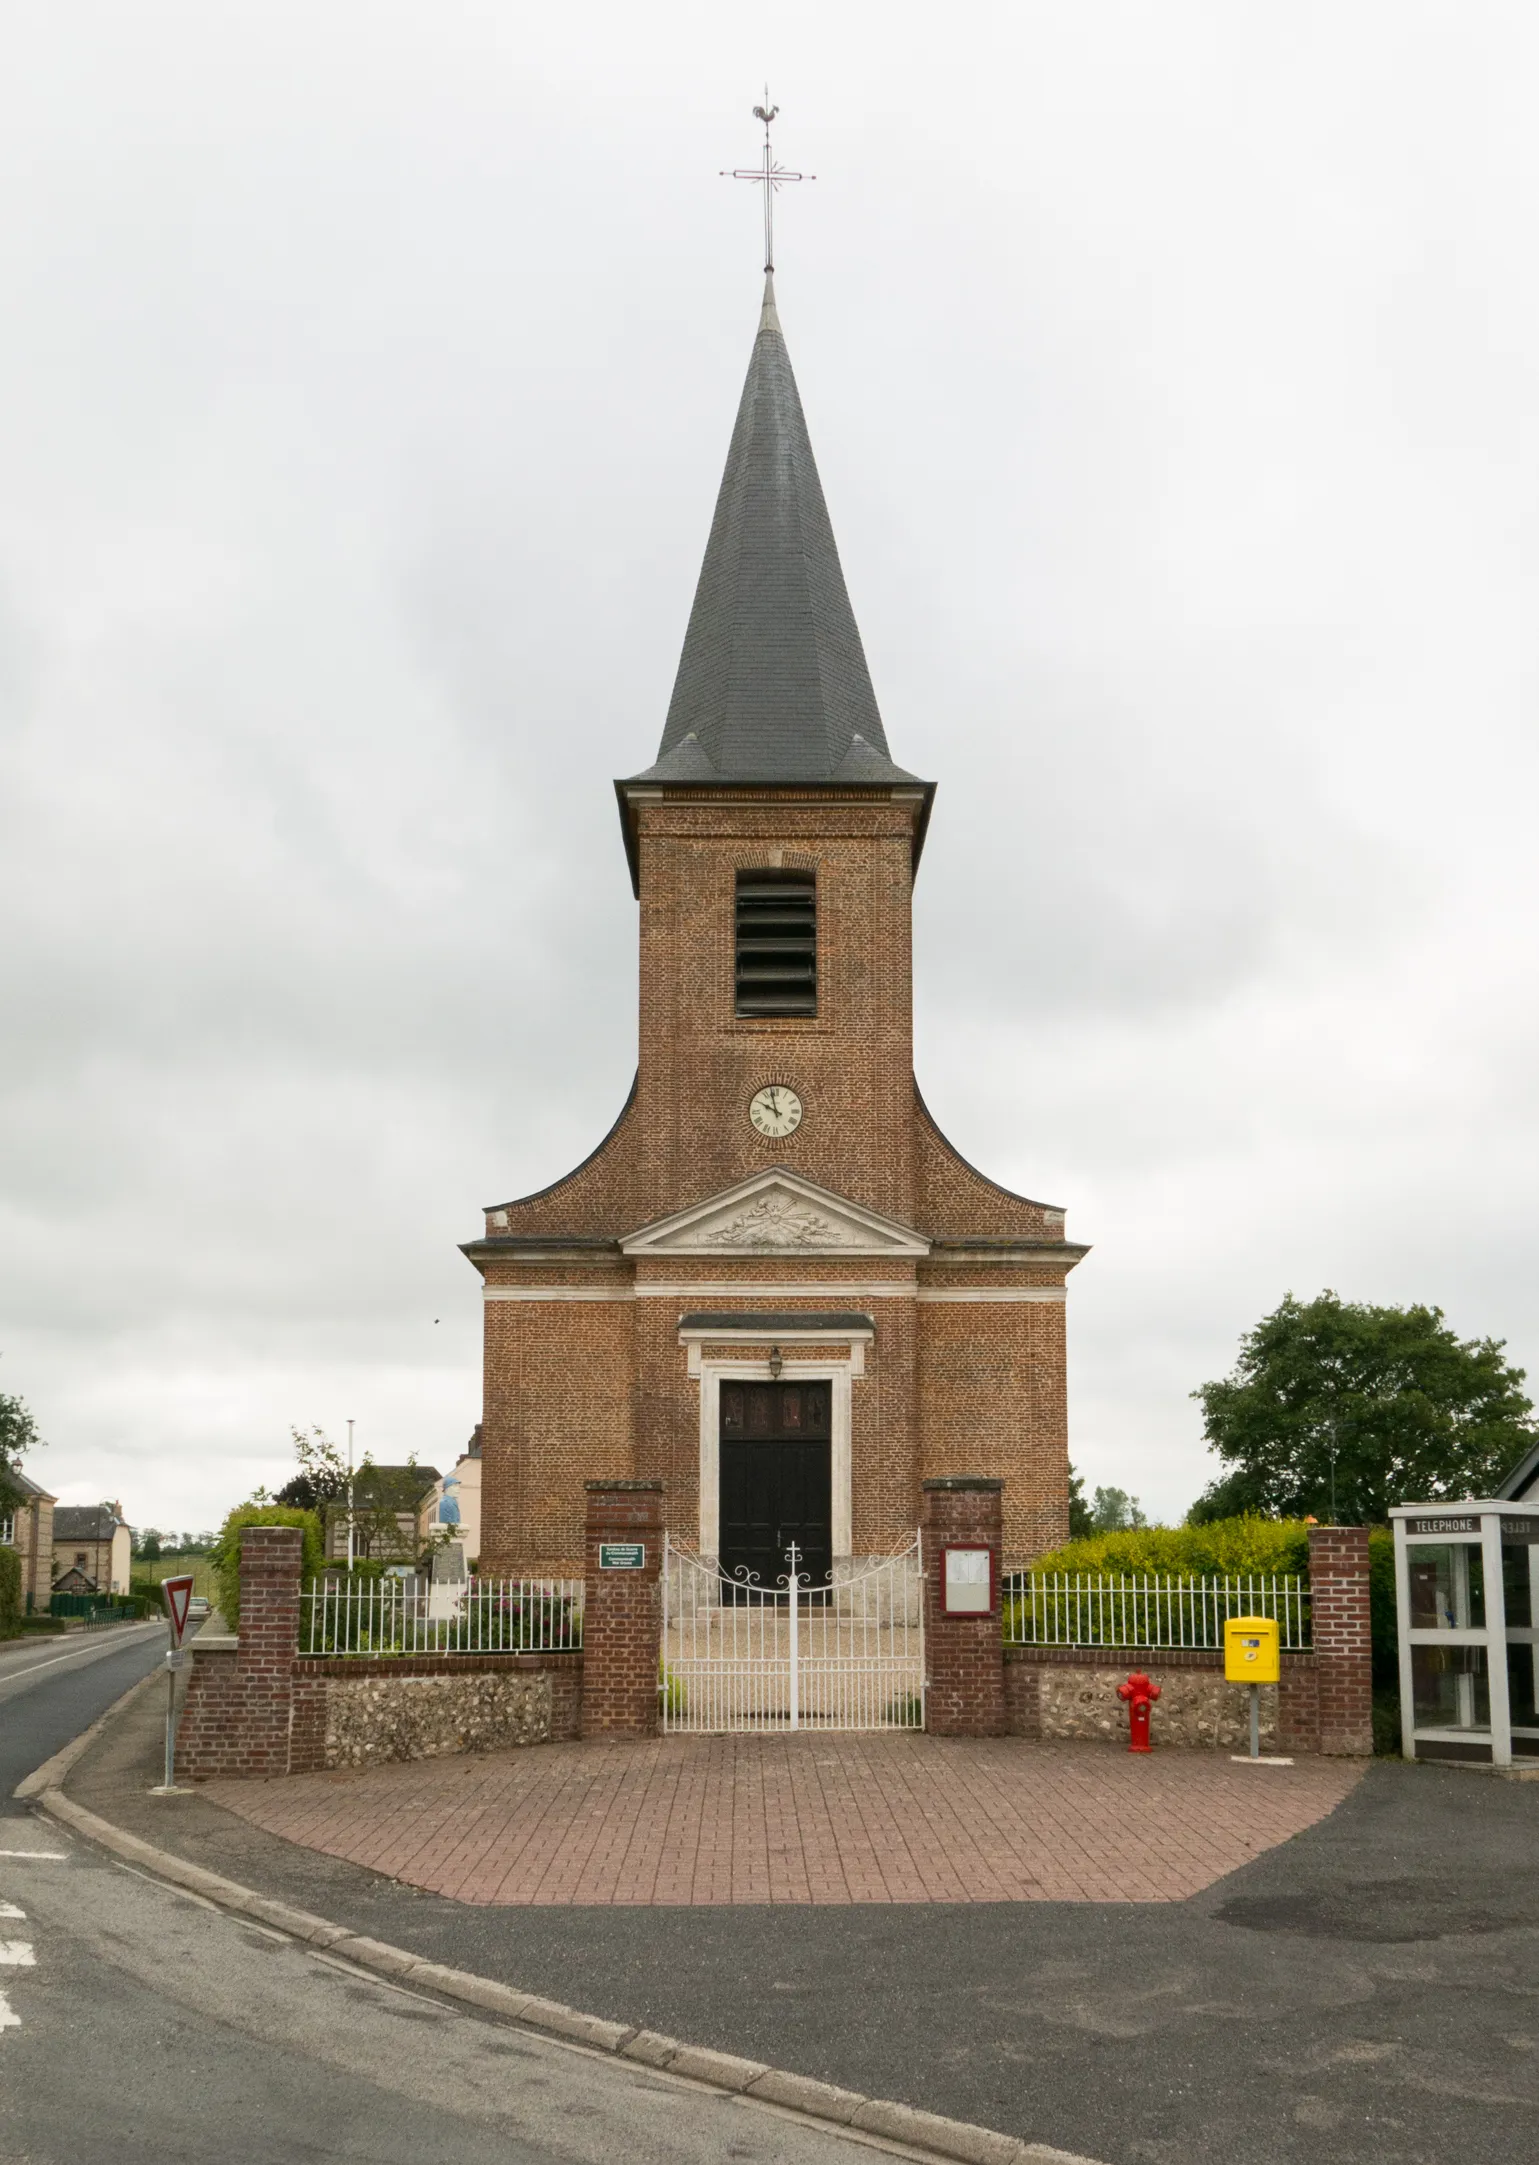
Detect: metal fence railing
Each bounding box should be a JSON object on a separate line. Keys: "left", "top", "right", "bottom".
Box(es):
{"left": 49, "top": 1592, "right": 139, "bottom": 1622}
{"left": 1001, "top": 1572, "right": 1310, "bottom": 1651}
{"left": 301, "top": 1576, "right": 583, "bottom": 1657}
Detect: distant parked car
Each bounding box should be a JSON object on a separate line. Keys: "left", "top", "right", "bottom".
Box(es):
{"left": 187, "top": 1596, "right": 211, "bottom": 1617}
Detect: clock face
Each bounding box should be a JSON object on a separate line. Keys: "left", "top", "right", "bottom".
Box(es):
{"left": 749, "top": 1084, "right": 803, "bottom": 1139}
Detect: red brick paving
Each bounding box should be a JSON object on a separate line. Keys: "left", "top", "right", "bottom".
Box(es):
{"left": 208, "top": 1735, "right": 1366, "bottom": 1905}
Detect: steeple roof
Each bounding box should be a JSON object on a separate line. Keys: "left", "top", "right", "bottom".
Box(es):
{"left": 631, "top": 274, "right": 918, "bottom": 787}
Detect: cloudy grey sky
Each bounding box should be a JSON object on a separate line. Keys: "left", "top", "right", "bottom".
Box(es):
{"left": 3, "top": 3, "right": 1536, "bottom": 1530}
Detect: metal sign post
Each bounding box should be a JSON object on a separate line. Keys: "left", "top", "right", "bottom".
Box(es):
{"left": 151, "top": 1574, "right": 196, "bottom": 1794}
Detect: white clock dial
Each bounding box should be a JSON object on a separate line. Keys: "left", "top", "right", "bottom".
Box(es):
{"left": 748, "top": 1084, "right": 803, "bottom": 1139}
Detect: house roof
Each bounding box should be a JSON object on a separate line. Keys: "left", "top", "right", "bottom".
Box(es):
{"left": 1498, "top": 1438, "right": 1539, "bottom": 1502}
{"left": 630, "top": 275, "right": 921, "bottom": 792}
{"left": 53, "top": 1505, "right": 124, "bottom": 1542}
{"left": 2, "top": 1466, "right": 55, "bottom": 1505}
{"left": 351, "top": 1465, "right": 440, "bottom": 1508}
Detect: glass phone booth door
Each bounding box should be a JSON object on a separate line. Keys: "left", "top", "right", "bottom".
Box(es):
{"left": 1392, "top": 1501, "right": 1539, "bottom": 1768}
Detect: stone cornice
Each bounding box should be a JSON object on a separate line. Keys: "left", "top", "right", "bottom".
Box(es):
{"left": 924, "top": 1240, "right": 1090, "bottom": 1270}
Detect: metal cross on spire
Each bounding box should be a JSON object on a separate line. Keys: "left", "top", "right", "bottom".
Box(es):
{"left": 721, "top": 94, "right": 815, "bottom": 274}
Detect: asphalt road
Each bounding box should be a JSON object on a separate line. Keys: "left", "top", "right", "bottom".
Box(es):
{"left": 0, "top": 1637, "right": 931, "bottom": 2165}
{"left": 67, "top": 1693, "right": 1539, "bottom": 2165}
{"left": 0, "top": 1622, "right": 165, "bottom": 1800}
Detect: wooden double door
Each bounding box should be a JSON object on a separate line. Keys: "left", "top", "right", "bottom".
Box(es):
{"left": 719, "top": 1379, "right": 833, "bottom": 1595}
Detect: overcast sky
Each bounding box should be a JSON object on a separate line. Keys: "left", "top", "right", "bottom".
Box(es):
{"left": 3, "top": 3, "right": 1537, "bottom": 1531}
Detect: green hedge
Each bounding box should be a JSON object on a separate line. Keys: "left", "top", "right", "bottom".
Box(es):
{"left": 1028, "top": 1516, "right": 1405, "bottom": 1749}
{"left": 1029, "top": 1516, "right": 1313, "bottom": 1579}
{"left": 211, "top": 1504, "right": 324, "bottom": 1631}
{"left": 0, "top": 1542, "right": 20, "bottom": 1638}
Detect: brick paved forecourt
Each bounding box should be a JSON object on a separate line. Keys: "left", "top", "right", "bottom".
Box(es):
{"left": 208, "top": 1734, "right": 1364, "bottom": 1906}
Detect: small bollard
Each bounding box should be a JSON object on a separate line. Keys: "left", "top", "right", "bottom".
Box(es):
{"left": 1117, "top": 1671, "right": 1160, "bottom": 1753}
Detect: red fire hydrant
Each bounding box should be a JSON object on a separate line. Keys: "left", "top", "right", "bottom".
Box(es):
{"left": 1118, "top": 1672, "right": 1160, "bottom": 1754}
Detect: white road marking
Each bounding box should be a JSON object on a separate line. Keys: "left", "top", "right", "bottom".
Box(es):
{"left": 0, "top": 1943, "right": 34, "bottom": 1967}
{"left": 0, "top": 1851, "right": 68, "bottom": 1861}
{"left": 0, "top": 1903, "right": 24, "bottom": 1919}
{"left": 0, "top": 1627, "right": 159, "bottom": 1686}
{"left": 0, "top": 1989, "right": 18, "bottom": 2032}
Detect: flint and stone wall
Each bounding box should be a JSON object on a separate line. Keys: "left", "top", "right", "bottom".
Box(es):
{"left": 1002, "top": 1529, "right": 1374, "bottom": 1757}
{"left": 1004, "top": 1649, "right": 1315, "bottom": 1753}
{"left": 318, "top": 1670, "right": 553, "bottom": 1767}
{"left": 175, "top": 1527, "right": 584, "bottom": 1780}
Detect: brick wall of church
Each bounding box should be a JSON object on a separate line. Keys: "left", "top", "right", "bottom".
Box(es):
{"left": 480, "top": 1291, "right": 635, "bottom": 1574}
{"left": 916, "top": 1295, "right": 1069, "bottom": 1559}
{"left": 630, "top": 798, "right": 919, "bottom": 1227}
{"left": 472, "top": 784, "right": 1082, "bottom": 1577}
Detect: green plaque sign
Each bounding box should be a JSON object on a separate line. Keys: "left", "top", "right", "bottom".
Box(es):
{"left": 599, "top": 1541, "right": 646, "bottom": 1571}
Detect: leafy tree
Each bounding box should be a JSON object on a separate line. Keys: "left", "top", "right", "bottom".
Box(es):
{"left": 343, "top": 1461, "right": 430, "bottom": 1564}
{"left": 1190, "top": 1291, "right": 1536, "bottom": 1525}
{"left": 272, "top": 1426, "right": 350, "bottom": 1514}
{"left": 263, "top": 1427, "right": 430, "bottom": 1565}
{"left": 1067, "top": 1464, "right": 1093, "bottom": 1541}
{"left": 0, "top": 1370, "right": 40, "bottom": 1501}
{"left": 135, "top": 1528, "right": 164, "bottom": 1560}
{"left": 1091, "top": 1485, "right": 1147, "bottom": 1532}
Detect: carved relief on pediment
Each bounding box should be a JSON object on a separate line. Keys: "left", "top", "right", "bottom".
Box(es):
{"left": 708, "top": 1192, "right": 854, "bottom": 1251}
{"left": 621, "top": 1171, "right": 930, "bottom": 1258}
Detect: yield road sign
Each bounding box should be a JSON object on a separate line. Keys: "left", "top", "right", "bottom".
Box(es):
{"left": 160, "top": 1576, "right": 196, "bottom": 1647}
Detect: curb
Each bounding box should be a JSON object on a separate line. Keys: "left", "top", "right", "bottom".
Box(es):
{"left": 36, "top": 1784, "right": 1103, "bottom": 2165}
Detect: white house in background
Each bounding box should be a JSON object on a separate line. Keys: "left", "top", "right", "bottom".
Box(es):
{"left": 420, "top": 1427, "right": 482, "bottom": 1563}
{"left": 52, "top": 1503, "right": 132, "bottom": 1595}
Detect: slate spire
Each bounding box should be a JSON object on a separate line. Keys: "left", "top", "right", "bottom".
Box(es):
{"left": 634, "top": 274, "right": 915, "bottom": 786}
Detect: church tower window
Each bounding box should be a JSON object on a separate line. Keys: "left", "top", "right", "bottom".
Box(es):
{"left": 734, "top": 871, "right": 817, "bottom": 1016}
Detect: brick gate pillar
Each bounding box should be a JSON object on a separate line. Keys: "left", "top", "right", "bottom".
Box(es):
{"left": 581, "top": 1481, "right": 663, "bottom": 1738}
{"left": 235, "top": 1524, "right": 302, "bottom": 1774}
{"left": 1308, "top": 1524, "right": 1373, "bottom": 1755}
{"left": 923, "top": 1478, "right": 1006, "bottom": 1738}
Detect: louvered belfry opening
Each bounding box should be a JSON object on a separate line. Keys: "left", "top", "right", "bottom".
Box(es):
{"left": 735, "top": 871, "right": 817, "bottom": 1016}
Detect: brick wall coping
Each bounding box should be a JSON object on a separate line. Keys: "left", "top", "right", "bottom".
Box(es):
{"left": 1005, "top": 1644, "right": 1316, "bottom": 1671}
{"left": 923, "top": 1476, "right": 1004, "bottom": 1493}
{"left": 294, "top": 1651, "right": 583, "bottom": 1680}
{"left": 584, "top": 1479, "right": 664, "bottom": 1493}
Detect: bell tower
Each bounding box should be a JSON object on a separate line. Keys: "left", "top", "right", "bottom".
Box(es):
{"left": 614, "top": 270, "right": 935, "bottom": 1229}
{"left": 467, "top": 218, "right": 1086, "bottom": 1576}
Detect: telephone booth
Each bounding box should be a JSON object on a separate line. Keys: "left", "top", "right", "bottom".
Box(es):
{"left": 1390, "top": 1499, "right": 1539, "bottom": 1767}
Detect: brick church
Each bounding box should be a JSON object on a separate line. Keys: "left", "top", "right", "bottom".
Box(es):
{"left": 465, "top": 272, "right": 1087, "bottom": 1581}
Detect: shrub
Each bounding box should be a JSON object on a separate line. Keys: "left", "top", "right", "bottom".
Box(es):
{"left": 0, "top": 1542, "right": 20, "bottom": 1638}
{"left": 211, "top": 1504, "right": 324, "bottom": 1630}
{"left": 1027, "top": 1516, "right": 1312, "bottom": 1580}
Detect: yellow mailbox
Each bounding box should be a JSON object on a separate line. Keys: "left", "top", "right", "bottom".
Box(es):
{"left": 1224, "top": 1616, "right": 1280, "bottom": 1685}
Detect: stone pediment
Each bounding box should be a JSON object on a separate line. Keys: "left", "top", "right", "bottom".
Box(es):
{"left": 621, "top": 1172, "right": 930, "bottom": 1259}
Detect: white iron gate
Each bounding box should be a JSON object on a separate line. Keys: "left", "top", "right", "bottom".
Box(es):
{"left": 661, "top": 1534, "right": 924, "bottom": 1733}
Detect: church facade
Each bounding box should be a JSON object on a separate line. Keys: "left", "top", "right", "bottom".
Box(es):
{"left": 465, "top": 274, "right": 1087, "bottom": 1580}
